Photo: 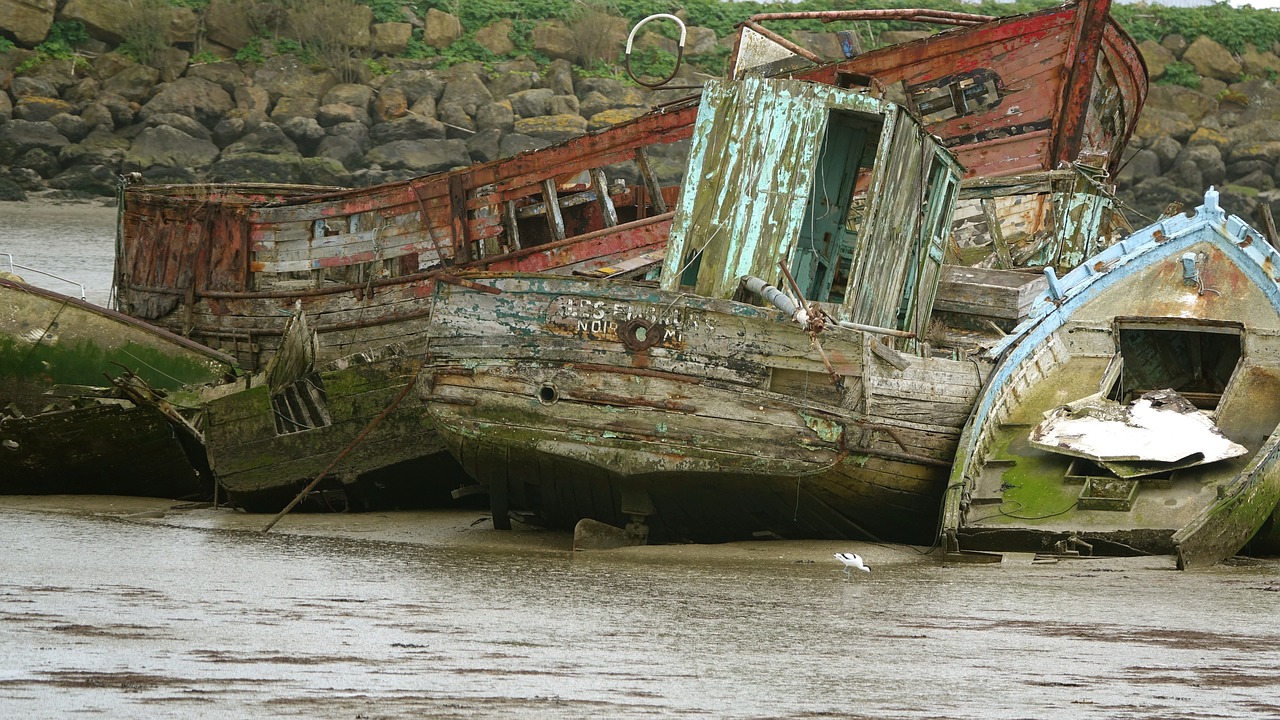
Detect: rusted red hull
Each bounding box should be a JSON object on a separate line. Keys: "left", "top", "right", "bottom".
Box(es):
{"left": 116, "top": 0, "right": 1144, "bottom": 369}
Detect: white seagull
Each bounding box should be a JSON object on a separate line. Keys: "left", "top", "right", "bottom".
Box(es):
{"left": 834, "top": 552, "right": 870, "bottom": 578}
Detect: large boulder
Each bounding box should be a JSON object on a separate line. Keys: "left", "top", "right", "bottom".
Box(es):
{"left": 150, "top": 47, "right": 190, "bottom": 84}
{"left": 371, "top": 22, "right": 412, "bottom": 56}
{"left": 0, "top": 119, "right": 68, "bottom": 163}
{"left": 203, "top": 0, "right": 255, "bottom": 50}
{"left": 123, "top": 125, "right": 219, "bottom": 171}
{"left": 139, "top": 77, "right": 233, "bottom": 128}
{"left": 513, "top": 114, "right": 587, "bottom": 143}
{"left": 253, "top": 57, "right": 338, "bottom": 103}
{"left": 315, "top": 134, "right": 365, "bottom": 170}
{"left": 0, "top": 0, "right": 55, "bottom": 46}
{"left": 1241, "top": 45, "right": 1280, "bottom": 78}
{"left": 270, "top": 96, "right": 319, "bottom": 123}
{"left": 377, "top": 69, "right": 444, "bottom": 106}
{"left": 366, "top": 138, "right": 468, "bottom": 173}
{"left": 1138, "top": 40, "right": 1176, "bottom": 81}
{"left": 300, "top": 156, "right": 351, "bottom": 188}
{"left": 587, "top": 107, "right": 645, "bottom": 131}
{"left": 47, "top": 163, "right": 116, "bottom": 196}
{"left": 439, "top": 74, "right": 492, "bottom": 116}
{"left": 61, "top": 0, "right": 134, "bottom": 44}
{"left": 475, "top": 20, "right": 514, "bottom": 56}
{"left": 1144, "top": 85, "right": 1216, "bottom": 124}
{"left": 499, "top": 133, "right": 550, "bottom": 157}
{"left": 10, "top": 75, "right": 58, "bottom": 98}
{"left": 324, "top": 83, "right": 375, "bottom": 109}
{"left": 186, "top": 62, "right": 248, "bottom": 95}
{"left": 1182, "top": 36, "right": 1242, "bottom": 82}
{"left": 545, "top": 59, "right": 573, "bottom": 96}
{"left": 208, "top": 152, "right": 303, "bottom": 183}
{"left": 423, "top": 8, "right": 462, "bottom": 49}
{"left": 12, "top": 96, "right": 75, "bottom": 122}
{"left": 508, "top": 88, "right": 554, "bottom": 118}
{"left": 221, "top": 122, "right": 298, "bottom": 156}
{"left": 370, "top": 114, "right": 446, "bottom": 143}
{"left": 145, "top": 111, "right": 213, "bottom": 141}
{"left": 531, "top": 21, "right": 577, "bottom": 62}
{"left": 59, "top": 126, "right": 129, "bottom": 167}
{"left": 465, "top": 127, "right": 502, "bottom": 164}
{"left": 102, "top": 63, "right": 161, "bottom": 104}
{"left": 47, "top": 112, "right": 87, "bottom": 142}
{"left": 1134, "top": 108, "right": 1196, "bottom": 144}
{"left": 317, "top": 103, "right": 370, "bottom": 127}
{"left": 373, "top": 86, "right": 409, "bottom": 122}
{"left": 475, "top": 101, "right": 514, "bottom": 135}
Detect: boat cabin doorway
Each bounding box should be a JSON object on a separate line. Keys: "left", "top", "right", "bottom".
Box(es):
{"left": 1108, "top": 320, "right": 1243, "bottom": 411}
{"left": 792, "top": 110, "right": 879, "bottom": 305}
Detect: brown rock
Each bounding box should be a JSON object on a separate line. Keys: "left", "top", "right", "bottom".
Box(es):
{"left": 234, "top": 85, "right": 271, "bottom": 114}
{"left": 1240, "top": 45, "right": 1280, "bottom": 78}
{"left": 1188, "top": 127, "right": 1231, "bottom": 151}
{"left": 61, "top": 0, "right": 134, "bottom": 44}
{"left": 1134, "top": 107, "right": 1196, "bottom": 143}
{"left": 374, "top": 86, "right": 409, "bottom": 122}
{"left": 204, "top": 0, "right": 256, "bottom": 51}
{"left": 102, "top": 64, "right": 160, "bottom": 104}
{"left": 149, "top": 47, "right": 190, "bottom": 84}
{"left": 13, "top": 95, "right": 75, "bottom": 122}
{"left": 252, "top": 57, "right": 337, "bottom": 102}
{"left": 186, "top": 62, "right": 247, "bottom": 95}
{"left": 513, "top": 114, "right": 587, "bottom": 143}
{"left": 372, "top": 22, "right": 413, "bottom": 56}
{"left": 532, "top": 21, "right": 578, "bottom": 62}
{"left": 684, "top": 26, "right": 719, "bottom": 56}
{"left": 1138, "top": 40, "right": 1175, "bottom": 81}
{"left": 1144, "top": 85, "right": 1216, "bottom": 123}
{"left": 424, "top": 8, "right": 462, "bottom": 49}
{"left": 0, "top": 0, "right": 55, "bottom": 46}
{"left": 475, "top": 20, "right": 514, "bottom": 56}
{"left": 1161, "top": 34, "right": 1188, "bottom": 58}
{"left": 168, "top": 6, "right": 197, "bottom": 44}
{"left": 587, "top": 107, "right": 645, "bottom": 131}
{"left": 270, "top": 96, "right": 319, "bottom": 122}
{"left": 1182, "top": 36, "right": 1241, "bottom": 82}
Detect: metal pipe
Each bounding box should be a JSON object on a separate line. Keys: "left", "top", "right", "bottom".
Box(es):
{"left": 743, "top": 275, "right": 808, "bottom": 325}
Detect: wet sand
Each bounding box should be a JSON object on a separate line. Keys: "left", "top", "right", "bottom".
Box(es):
{"left": 3, "top": 496, "right": 1280, "bottom": 719}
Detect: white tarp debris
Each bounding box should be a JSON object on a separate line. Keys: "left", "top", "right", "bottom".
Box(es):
{"left": 1028, "top": 389, "right": 1247, "bottom": 478}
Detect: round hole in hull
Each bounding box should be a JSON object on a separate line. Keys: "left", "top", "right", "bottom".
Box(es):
{"left": 538, "top": 384, "right": 559, "bottom": 405}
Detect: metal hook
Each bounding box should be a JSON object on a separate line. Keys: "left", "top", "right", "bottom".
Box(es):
{"left": 625, "top": 13, "right": 687, "bottom": 88}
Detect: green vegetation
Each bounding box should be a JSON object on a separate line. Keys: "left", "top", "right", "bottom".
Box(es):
{"left": 14, "top": 20, "right": 89, "bottom": 72}
{"left": 13, "top": 0, "right": 1280, "bottom": 91}
{"left": 1158, "top": 61, "right": 1201, "bottom": 89}
{"left": 0, "top": 36, "right": 15, "bottom": 54}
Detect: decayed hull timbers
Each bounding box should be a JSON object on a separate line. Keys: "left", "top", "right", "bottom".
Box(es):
{"left": 200, "top": 348, "right": 451, "bottom": 512}
{"left": 0, "top": 276, "right": 236, "bottom": 498}
{"left": 114, "top": 0, "right": 1146, "bottom": 373}
{"left": 425, "top": 274, "right": 988, "bottom": 543}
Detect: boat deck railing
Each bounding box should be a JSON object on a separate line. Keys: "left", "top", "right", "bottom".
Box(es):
{"left": 1, "top": 253, "right": 87, "bottom": 300}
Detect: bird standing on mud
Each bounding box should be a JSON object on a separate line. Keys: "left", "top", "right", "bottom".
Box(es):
{"left": 834, "top": 552, "right": 870, "bottom": 578}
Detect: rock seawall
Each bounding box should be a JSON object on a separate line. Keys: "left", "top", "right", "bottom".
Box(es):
{"left": 3, "top": 2, "right": 1280, "bottom": 223}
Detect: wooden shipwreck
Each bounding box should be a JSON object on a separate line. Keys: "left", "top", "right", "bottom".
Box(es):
{"left": 108, "top": 0, "right": 1145, "bottom": 514}
{"left": 0, "top": 275, "right": 236, "bottom": 498}
{"left": 114, "top": 0, "right": 1145, "bottom": 374}
{"left": 425, "top": 76, "right": 992, "bottom": 543}
{"left": 941, "top": 189, "right": 1280, "bottom": 568}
